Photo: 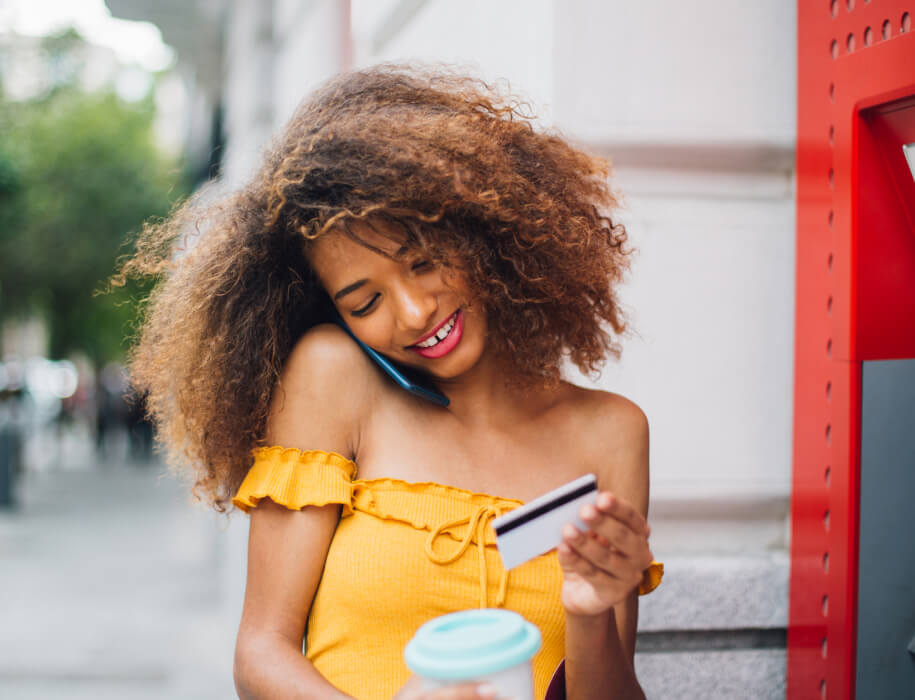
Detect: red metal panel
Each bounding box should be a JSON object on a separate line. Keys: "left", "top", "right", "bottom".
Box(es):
{"left": 856, "top": 96, "right": 915, "bottom": 359}
{"left": 791, "top": 3, "right": 914, "bottom": 699}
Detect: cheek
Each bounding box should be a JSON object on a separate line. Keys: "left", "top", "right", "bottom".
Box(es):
{"left": 351, "top": 312, "right": 396, "bottom": 349}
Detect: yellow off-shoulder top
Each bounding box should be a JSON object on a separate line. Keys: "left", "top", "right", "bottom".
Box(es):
{"left": 233, "top": 446, "right": 663, "bottom": 700}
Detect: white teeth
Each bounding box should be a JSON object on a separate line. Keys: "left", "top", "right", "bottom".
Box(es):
{"left": 415, "top": 313, "right": 457, "bottom": 348}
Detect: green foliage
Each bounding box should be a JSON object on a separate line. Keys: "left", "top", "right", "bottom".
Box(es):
{"left": 0, "top": 69, "right": 187, "bottom": 362}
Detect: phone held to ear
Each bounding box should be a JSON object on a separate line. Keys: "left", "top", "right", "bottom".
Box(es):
{"left": 335, "top": 319, "right": 450, "bottom": 407}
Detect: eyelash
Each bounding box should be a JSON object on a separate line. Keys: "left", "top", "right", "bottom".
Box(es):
{"left": 349, "top": 260, "right": 432, "bottom": 316}
{"left": 351, "top": 294, "right": 379, "bottom": 316}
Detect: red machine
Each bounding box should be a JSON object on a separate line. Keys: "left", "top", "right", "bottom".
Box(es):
{"left": 791, "top": 2, "right": 915, "bottom": 698}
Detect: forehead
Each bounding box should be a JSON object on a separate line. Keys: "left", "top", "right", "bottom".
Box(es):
{"left": 307, "top": 219, "right": 407, "bottom": 283}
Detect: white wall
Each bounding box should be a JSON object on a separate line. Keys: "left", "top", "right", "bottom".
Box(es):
{"left": 552, "top": 1, "right": 795, "bottom": 146}
{"left": 273, "top": 0, "right": 349, "bottom": 129}
{"left": 355, "top": 0, "right": 555, "bottom": 122}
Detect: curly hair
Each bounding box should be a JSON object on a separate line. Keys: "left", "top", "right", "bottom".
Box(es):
{"left": 121, "top": 65, "right": 632, "bottom": 511}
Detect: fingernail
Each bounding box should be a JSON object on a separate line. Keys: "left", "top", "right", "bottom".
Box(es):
{"left": 563, "top": 524, "right": 580, "bottom": 540}
{"left": 476, "top": 683, "right": 498, "bottom": 698}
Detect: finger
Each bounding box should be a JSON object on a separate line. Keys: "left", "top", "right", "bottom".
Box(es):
{"left": 578, "top": 508, "right": 639, "bottom": 553}
{"left": 428, "top": 682, "right": 500, "bottom": 699}
{"left": 559, "top": 539, "right": 621, "bottom": 584}
{"left": 563, "top": 523, "right": 641, "bottom": 578}
{"left": 556, "top": 539, "right": 578, "bottom": 571}
{"left": 592, "top": 492, "right": 650, "bottom": 536}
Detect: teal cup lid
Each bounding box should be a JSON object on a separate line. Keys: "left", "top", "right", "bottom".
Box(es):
{"left": 404, "top": 609, "right": 542, "bottom": 681}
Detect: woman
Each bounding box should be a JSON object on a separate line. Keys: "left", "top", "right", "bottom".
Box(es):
{"left": 123, "top": 66, "right": 661, "bottom": 700}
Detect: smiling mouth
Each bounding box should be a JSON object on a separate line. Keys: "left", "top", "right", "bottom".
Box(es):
{"left": 406, "top": 309, "right": 463, "bottom": 359}
{"left": 409, "top": 311, "right": 459, "bottom": 349}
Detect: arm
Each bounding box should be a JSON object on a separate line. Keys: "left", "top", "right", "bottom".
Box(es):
{"left": 559, "top": 396, "right": 652, "bottom": 700}
{"left": 235, "top": 499, "right": 353, "bottom": 700}
{"left": 234, "top": 326, "right": 370, "bottom": 699}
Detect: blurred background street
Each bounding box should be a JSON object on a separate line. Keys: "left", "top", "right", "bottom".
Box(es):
{"left": 0, "top": 431, "right": 236, "bottom": 700}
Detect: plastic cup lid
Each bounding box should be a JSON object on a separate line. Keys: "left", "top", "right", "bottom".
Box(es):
{"left": 404, "top": 609, "right": 542, "bottom": 681}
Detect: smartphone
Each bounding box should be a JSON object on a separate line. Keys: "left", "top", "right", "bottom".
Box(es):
{"left": 335, "top": 319, "right": 450, "bottom": 407}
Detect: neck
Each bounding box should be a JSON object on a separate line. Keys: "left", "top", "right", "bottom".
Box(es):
{"left": 433, "top": 352, "right": 558, "bottom": 430}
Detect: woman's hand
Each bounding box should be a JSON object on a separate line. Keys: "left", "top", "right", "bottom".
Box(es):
{"left": 557, "top": 491, "right": 653, "bottom": 617}
{"left": 392, "top": 677, "right": 500, "bottom": 700}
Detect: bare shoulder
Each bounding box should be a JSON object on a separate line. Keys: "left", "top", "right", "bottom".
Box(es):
{"left": 565, "top": 384, "right": 650, "bottom": 515}
{"left": 283, "top": 323, "right": 374, "bottom": 380}
{"left": 265, "top": 323, "right": 381, "bottom": 457}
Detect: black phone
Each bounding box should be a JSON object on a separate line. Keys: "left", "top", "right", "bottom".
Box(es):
{"left": 335, "top": 319, "right": 450, "bottom": 407}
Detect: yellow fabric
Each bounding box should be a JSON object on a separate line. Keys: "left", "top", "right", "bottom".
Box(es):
{"left": 233, "top": 446, "right": 664, "bottom": 700}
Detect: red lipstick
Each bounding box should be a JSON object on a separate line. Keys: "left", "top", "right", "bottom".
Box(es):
{"left": 407, "top": 309, "right": 464, "bottom": 359}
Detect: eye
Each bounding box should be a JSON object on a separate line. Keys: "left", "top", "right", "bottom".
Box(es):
{"left": 410, "top": 259, "right": 432, "bottom": 272}
{"left": 351, "top": 294, "right": 379, "bottom": 317}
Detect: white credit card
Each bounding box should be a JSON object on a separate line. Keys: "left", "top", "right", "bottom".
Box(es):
{"left": 492, "top": 473, "right": 598, "bottom": 570}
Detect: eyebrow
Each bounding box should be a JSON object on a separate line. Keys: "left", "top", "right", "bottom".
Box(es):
{"left": 333, "top": 279, "right": 368, "bottom": 301}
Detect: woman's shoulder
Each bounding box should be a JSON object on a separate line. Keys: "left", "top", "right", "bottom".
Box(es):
{"left": 266, "top": 323, "right": 383, "bottom": 457}
{"left": 286, "top": 323, "right": 371, "bottom": 372}
{"left": 561, "top": 384, "right": 650, "bottom": 508}
{"left": 282, "top": 323, "right": 387, "bottom": 395}
{"left": 562, "top": 383, "right": 648, "bottom": 438}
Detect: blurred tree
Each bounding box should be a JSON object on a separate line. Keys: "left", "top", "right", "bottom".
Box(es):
{"left": 0, "top": 31, "right": 186, "bottom": 363}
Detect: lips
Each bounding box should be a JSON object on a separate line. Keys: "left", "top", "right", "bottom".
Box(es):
{"left": 407, "top": 309, "right": 464, "bottom": 359}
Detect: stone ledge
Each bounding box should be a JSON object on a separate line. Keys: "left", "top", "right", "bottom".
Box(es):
{"left": 638, "top": 552, "right": 789, "bottom": 632}
{"left": 635, "top": 649, "right": 786, "bottom": 700}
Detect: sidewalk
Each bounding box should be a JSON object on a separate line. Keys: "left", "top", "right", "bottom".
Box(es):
{"left": 0, "top": 453, "right": 239, "bottom": 699}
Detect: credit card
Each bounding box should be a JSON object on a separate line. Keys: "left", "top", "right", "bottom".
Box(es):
{"left": 492, "top": 473, "right": 598, "bottom": 570}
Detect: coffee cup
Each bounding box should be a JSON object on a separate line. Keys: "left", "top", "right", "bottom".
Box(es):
{"left": 404, "top": 608, "right": 541, "bottom": 699}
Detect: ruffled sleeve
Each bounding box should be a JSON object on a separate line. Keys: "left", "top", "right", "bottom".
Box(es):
{"left": 232, "top": 446, "right": 357, "bottom": 514}
{"left": 638, "top": 560, "right": 664, "bottom": 595}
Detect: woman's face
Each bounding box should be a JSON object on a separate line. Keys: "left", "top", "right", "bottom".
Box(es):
{"left": 307, "top": 222, "right": 489, "bottom": 382}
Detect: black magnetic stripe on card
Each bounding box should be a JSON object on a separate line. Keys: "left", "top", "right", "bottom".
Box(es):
{"left": 493, "top": 482, "right": 597, "bottom": 536}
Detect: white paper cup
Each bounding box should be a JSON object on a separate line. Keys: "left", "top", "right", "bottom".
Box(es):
{"left": 404, "top": 609, "right": 541, "bottom": 700}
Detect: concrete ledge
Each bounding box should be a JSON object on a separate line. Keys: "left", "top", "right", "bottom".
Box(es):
{"left": 635, "top": 649, "right": 786, "bottom": 700}
{"left": 638, "top": 553, "right": 789, "bottom": 632}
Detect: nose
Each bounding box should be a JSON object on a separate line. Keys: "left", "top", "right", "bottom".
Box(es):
{"left": 391, "top": 278, "right": 437, "bottom": 334}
